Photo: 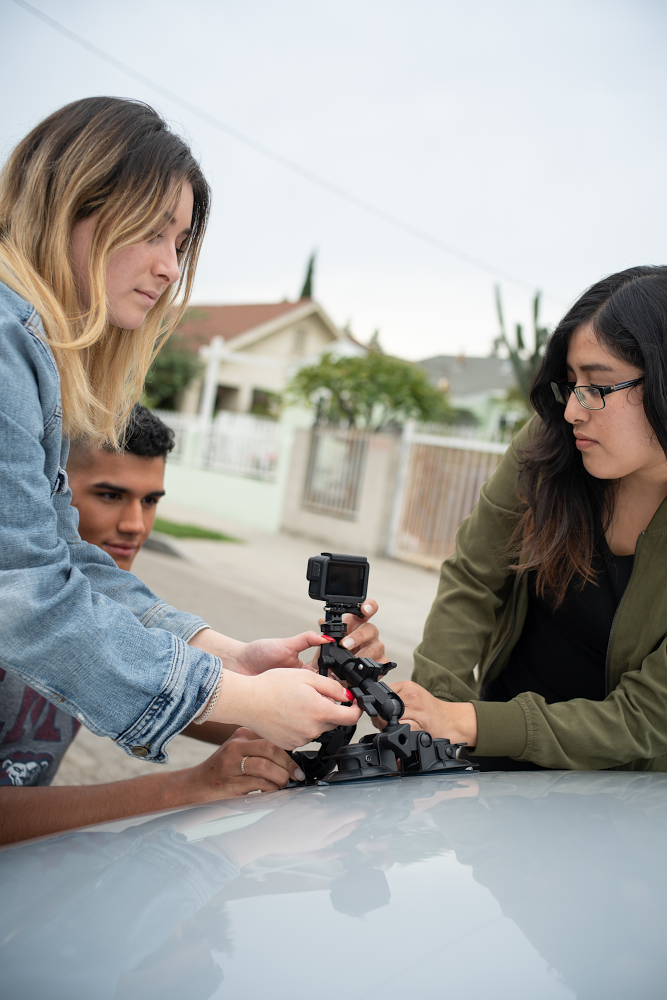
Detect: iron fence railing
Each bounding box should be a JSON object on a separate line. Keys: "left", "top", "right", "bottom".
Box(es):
{"left": 302, "top": 427, "right": 369, "bottom": 519}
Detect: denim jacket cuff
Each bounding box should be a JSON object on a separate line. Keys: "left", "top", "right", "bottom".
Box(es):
{"left": 115, "top": 636, "right": 221, "bottom": 763}
{"left": 140, "top": 600, "right": 210, "bottom": 643}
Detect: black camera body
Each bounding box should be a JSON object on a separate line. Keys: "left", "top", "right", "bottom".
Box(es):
{"left": 306, "top": 553, "right": 369, "bottom": 607}
{"left": 291, "top": 551, "right": 478, "bottom": 785}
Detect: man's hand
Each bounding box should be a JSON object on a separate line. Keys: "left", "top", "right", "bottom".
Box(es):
{"left": 189, "top": 728, "right": 305, "bottom": 798}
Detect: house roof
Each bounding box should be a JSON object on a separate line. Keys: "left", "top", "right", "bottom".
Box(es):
{"left": 418, "top": 355, "right": 517, "bottom": 396}
{"left": 176, "top": 300, "right": 312, "bottom": 348}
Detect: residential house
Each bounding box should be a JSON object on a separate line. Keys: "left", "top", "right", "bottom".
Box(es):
{"left": 176, "top": 298, "right": 362, "bottom": 416}
{"left": 418, "top": 353, "right": 518, "bottom": 437}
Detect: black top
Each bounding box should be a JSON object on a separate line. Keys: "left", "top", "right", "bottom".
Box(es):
{"left": 482, "top": 541, "right": 635, "bottom": 706}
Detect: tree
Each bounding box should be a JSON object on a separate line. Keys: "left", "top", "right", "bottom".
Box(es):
{"left": 368, "top": 329, "right": 383, "bottom": 353}
{"left": 286, "top": 351, "right": 456, "bottom": 432}
{"left": 299, "top": 251, "right": 316, "bottom": 299}
{"left": 143, "top": 335, "right": 204, "bottom": 411}
{"left": 493, "top": 286, "right": 550, "bottom": 409}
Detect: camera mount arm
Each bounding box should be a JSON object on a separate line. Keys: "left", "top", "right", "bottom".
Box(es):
{"left": 290, "top": 561, "right": 478, "bottom": 784}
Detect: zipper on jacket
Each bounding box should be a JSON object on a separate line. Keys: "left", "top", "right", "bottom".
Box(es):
{"left": 604, "top": 530, "right": 643, "bottom": 697}
{"left": 479, "top": 572, "right": 522, "bottom": 687}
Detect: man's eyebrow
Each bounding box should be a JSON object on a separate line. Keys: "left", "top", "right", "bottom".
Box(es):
{"left": 92, "top": 481, "right": 129, "bottom": 494}
{"left": 91, "top": 482, "right": 165, "bottom": 498}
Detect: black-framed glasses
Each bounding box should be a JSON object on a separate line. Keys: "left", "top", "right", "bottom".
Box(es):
{"left": 550, "top": 377, "right": 645, "bottom": 410}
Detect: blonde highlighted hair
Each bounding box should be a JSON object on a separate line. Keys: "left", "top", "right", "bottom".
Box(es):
{"left": 0, "top": 97, "right": 210, "bottom": 446}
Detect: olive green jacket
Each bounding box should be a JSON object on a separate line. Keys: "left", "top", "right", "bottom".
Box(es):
{"left": 412, "top": 421, "right": 667, "bottom": 771}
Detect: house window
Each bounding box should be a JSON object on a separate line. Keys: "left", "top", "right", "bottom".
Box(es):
{"left": 250, "top": 389, "right": 281, "bottom": 419}
{"left": 293, "top": 327, "right": 307, "bottom": 356}
{"left": 214, "top": 385, "right": 239, "bottom": 412}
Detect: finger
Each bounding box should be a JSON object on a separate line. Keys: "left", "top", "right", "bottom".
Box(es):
{"left": 307, "top": 672, "right": 351, "bottom": 702}
{"left": 233, "top": 737, "right": 296, "bottom": 771}
{"left": 322, "top": 702, "right": 362, "bottom": 727}
{"left": 242, "top": 755, "right": 293, "bottom": 788}
{"left": 288, "top": 758, "right": 306, "bottom": 782}
{"left": 284, "top": 630, "right": 336, "bottom": 654}
{"left": 342, "top": 599, "right": 378, "bottom": 633}
{"left": 340, "top": 622, "right": 378, "bottom": 650}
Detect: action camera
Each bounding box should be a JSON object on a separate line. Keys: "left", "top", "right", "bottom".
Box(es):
{"left": 306, "top": 552, "right": 369, "bottom": 607}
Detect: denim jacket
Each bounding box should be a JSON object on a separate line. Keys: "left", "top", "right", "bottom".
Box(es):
{"left": 0, "top": 280, "right": 221, "bottom": 762}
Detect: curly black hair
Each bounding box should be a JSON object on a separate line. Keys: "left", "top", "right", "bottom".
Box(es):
{"left": 122, "top": 405, "right": 175, "bottom": 458}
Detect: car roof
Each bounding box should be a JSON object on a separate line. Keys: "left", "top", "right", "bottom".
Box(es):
{"left": 1, "top": 770, "right": 666, "bottom": 998}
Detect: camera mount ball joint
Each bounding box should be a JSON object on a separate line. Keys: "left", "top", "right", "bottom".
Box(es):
{"left": 290, "top": 553, "right": 478, "bottom": 785}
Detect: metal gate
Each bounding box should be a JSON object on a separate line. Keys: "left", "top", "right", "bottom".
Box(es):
{"left": 388, "top": 424, "right": 507, "bottom": 569}
{"left": 302, "top": 427, "right": 369, "bottom": 519}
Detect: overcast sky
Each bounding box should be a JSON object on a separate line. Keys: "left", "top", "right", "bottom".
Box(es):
{"left": 2, "top": 0, "right": 666, "bottom": 359}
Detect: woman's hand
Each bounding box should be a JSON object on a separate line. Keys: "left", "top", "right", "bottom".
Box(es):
{"left": 310, "top": 599, "right": 387, "bottom": 669}
{"left": 387, "top": 681, "right": 478, "bottom": 747}
{"left": 188, "top": 728, "right": 305, "bottom": 799}
{"left": 210, "top": 668, "right": 362, "bottom": 749}
{"left": 190, "top": 599, "right": 386, "bottom": 678}
{"left": 190, "top": 628, "right": 334, "bottom": 676}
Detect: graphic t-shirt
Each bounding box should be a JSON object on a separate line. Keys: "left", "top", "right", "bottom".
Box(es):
{"left": 0, "top": 669, "right": 80, "bottom": 786}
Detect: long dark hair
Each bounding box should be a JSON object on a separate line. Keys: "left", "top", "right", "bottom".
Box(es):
{"left": 516, "top": 265, "right": 667, "bottom": 605}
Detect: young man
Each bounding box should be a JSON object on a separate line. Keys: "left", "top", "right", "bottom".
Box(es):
{"left": 0, "top": 407, "right": 303, "bottom": 845}
{"left": 66, "top": 403, "right": 172, "bottom": 572}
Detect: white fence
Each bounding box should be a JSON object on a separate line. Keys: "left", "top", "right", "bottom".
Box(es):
{"left": 388, "top": 422, "right": 508, "bottom": 569}
{"left": 153, "top": 410, "right": 281, "bottom": 482}
{"left": 152, "top": 410, "right": 509, "bottom": 556}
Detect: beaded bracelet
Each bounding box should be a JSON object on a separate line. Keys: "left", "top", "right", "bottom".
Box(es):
{"left": 193, "top": 671, "right": 223, "bottom": 725}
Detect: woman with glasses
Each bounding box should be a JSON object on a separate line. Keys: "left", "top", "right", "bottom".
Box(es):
{"left": 391, "top": 265, "right": 667, "bottom": 771}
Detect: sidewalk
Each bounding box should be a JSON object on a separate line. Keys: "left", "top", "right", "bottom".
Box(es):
{"left": 55, "top": 501, "right": 443, "bottom": 787}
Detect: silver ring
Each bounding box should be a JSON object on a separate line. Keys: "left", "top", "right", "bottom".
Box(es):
{"left": 240, "top": 756, "right": 249, "bottom": 775}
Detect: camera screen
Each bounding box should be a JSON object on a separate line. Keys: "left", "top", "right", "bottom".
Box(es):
{"left": 326, "top": 562, "right": 366, "bottom": 600}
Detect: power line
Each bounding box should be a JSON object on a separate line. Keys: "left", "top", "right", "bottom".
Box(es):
{"left": 10, "top": 0, "right": 566, "bottom": 304}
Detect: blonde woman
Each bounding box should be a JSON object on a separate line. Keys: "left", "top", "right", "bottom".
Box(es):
{"left": 0, "top": 98, "right": 377, "bottom": 801}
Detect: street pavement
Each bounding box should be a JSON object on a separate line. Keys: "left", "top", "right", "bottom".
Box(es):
{"left": 54, "top": 500, "right": 443, "bottom": 788}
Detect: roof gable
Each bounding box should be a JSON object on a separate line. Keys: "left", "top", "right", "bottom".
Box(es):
{"left": 176, "top": 300, "right": 315, "bottom": 348}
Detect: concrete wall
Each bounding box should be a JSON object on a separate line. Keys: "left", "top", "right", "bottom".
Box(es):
{"left": 280, "top": 429, "right": 401, "bottom": 556}
{"left": 161, "top": 407, "right": 313, "bottom": 533}
{"left": 164, "top": 463, "right": 284, "bottom": 532}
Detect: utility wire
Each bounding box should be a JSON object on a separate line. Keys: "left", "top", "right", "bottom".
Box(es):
{"left": 10, "top": 0, "right": 565, "bottom": 304}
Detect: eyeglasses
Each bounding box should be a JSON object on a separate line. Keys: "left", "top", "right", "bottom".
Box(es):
{"left": 550, "top": 377, "right": 645, "bottom": 410}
